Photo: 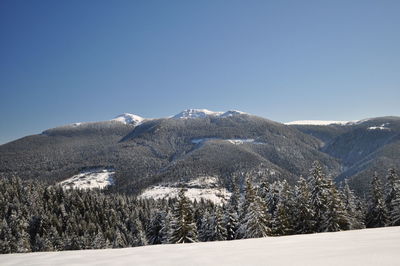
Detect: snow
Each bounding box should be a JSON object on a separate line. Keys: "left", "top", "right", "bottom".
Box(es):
{"left": 2, "top": 227, "right": 399, "bottom": 266}
{"left": 139, "top": 176, "right": 231, "bottom": 204}
{"left": 58, "top": 168, "right": 115, "bottom": 190}
{"left": 112, "top": 113, "right": 144, "bottom": 125}
{"left": 367, "top": 123, "right": 390, "bottom": 130}
{"left": 172, "top": 109, "right": 247, "bottom": 119}
{"left": 285, "top": 120, "right": 352, "bottom": 126}
{"left": 226, "top": 139, "right": 263, "bottom": 145}
{"left": 172, "top": 109, "right": 224, "bottom": 119}
{"left": 220, "top": 110, "right": 247, "bottom": 117}
{"left": 191, "top": 138, "right": 264, "bottom": 145}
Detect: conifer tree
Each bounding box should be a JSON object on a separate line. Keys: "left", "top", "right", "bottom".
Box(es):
{"left": 239, "top": 179, "right": 271, "bottom": 238}
{"left": 308, "top": 161, "right": 330, "bottom": 232}
{"left": 342, "top": 181, "right": 365, "bottom": 229}
{"left": 366, "top": 172, "right": 388, "bottom": 228}
{"left": 168, "top": 188, "right": 198, "bottom": 243}
{"left": 385, "top": 168, "right": 400, "bottom": 226}
{"left": 224, "top": 203, "right": 239, "bottom": 240}
{"left": 272, "top": 180, "right": 295, "bottom": 235}
{"left": 205, "top": 208, "right": 227, "bottom": 241}
{"left": 293, "top": 177, "right": 315, "bottom": 234}
{"left": 322, "top": 179, "right": 349, "bottom": 232}
{"left": 131, "top": 218, "right": 148, "bottom": 246}
{"left": 147, "top": 210, "right": 166, "bottom": 245}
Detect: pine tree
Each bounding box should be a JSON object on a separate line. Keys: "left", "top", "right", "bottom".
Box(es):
{"left": 385, "top": 168, "right": 400, "bottom": 226}
{"left": 147, "top": 210, "right": 166, "bottom": 245}
{"left": 308, "top": 161, "right": 330, "bottom": 232}
{"left": 342, "top": 181, "right": 365, "bottom": 230}
{"left": 272, "top": 180, "right": 295, "bottom": 235}
{"left": 168, "top": 188, "right": 198, "bottom": 243}
{"left": 203, "top": 208, "right": 227, "bottom": 241}
{"left": 160, "top": 210, "right": 172, "bottom": 244}
{"left": 131, "top": 218, "right": 148, "bottom": 246}
{"left": 241, "top": 195, "right": 271, "bottom": 238}
{"left": 293, "top": 177, "right": 315, "bottom": 234}
{"left": 239, "top": 180, "right": 271, "bottom": 238}
{"left": 224, "top": 204, "right": 239, "bottom": 240}
{"left": 366, "top": 172, "right": 388, "bottom": 228}
{"left": 0, "top": 219, "right": 12, "bottom": 253}
{"left": 322, "top": 179, "right": 350, "bottom": 232}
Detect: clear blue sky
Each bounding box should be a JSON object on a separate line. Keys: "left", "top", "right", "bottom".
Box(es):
{"left": 1, "top": 0, "right": 399, "bottom": 144}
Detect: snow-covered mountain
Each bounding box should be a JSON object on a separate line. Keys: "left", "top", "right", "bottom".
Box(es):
{"left": 172, "top": 109, "right": 223, "bottom": 119}
{"left": 112, "top": 113, "right": 145, "bottom": 125}
{"left": 2, "top": 227, "right": 399, "bottom": 266}
{"left": 172, "top": 109, "right": 247, "bottom": 119}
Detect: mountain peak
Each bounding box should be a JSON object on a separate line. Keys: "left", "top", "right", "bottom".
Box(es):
{"left": 112, "top": 113, "right": 144, "bottom": 125}
{"left": 172, "top": 109, "right": 247, "bottom": 119}
{"left": 172, "top": 109, "right": 223, "bottom": 119}
{"left": 220, "top": 110, "right": 247, "bottom": 117}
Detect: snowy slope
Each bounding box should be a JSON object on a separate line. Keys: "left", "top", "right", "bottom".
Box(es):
{"left": 172, "top": 109, "right": 223, "bottom": 119}
{"left": 368, "top": 123, "right": 390, "bottom": 130}
{"left": 58, "top": 168, "right": 115, "bottom": 190}
{"left": 191, "top": 138, "right": 264, "bottom": 145}
{"left": 172, "top": 109, "right": 247, "bottom": 119}
{"left": 139, "top": 176, "right": 231, "bottom": 204}
{"left": 2, "top": 227, "right": 399, "bottom": 266}
{"left": 111, "top": 113, "right": 144, "bottom": 125}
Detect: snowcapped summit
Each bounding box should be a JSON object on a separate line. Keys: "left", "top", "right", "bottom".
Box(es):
{"left": 220, "top": 110, "right": 247, "bottom": 117}
{"left": 172, "top": 109, "right": 223, "bottom": 119}
{"left": 112, "top": 113, "right": 144, "bottom": 125}
{"left": 285, "top": 120, "right": 352, "bottom": 126}
{"left": 172, "top": 109, "right": 248, "bottom": 119}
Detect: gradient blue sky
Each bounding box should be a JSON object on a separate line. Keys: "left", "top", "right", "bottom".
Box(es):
{"left": 1, "top": 0, "right": 400, "bottom": 144}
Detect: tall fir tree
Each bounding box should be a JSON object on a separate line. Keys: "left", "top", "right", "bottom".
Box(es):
{"left": 272, "top": 180, "right": 295, "bottom": 235}
{"left": 308, "top": 161, "right": 330, "bottom": 232}
{"left": 342, "top": 181, "right": 365, "bottom": 230}
{"left": 322, "top": 179, "right": 350, "bottom": 232}
{"left": 239, "top": 179, "right": 271, "bottom": 238}
{"left": 293, "top": 177, "right": 315, "bottom": 234}
{"left": 168, "top": 188, "right": 198, "bottom": 243}
{"left": 385, "top": 168, "right": 400, "bottom": 226}
{"left": 366, "top": 172, "right": 388, "bottom": 228}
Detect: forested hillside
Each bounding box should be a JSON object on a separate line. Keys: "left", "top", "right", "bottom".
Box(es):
{"left": 1, "top": 162, "right": 399, "bottom": 254}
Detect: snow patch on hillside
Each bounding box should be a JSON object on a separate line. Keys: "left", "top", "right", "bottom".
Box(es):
{"left": 2, "top": 227, "right": 399, "bottom": 266}
{"left": 58, "top": 168, "right": 115, "bottom": 190}
{"left": 191, "top": 138, "right": 264, "bottom": 145}
{"left": 368, "top": 123, "right": 390, "bottom": 130}
{"left": 285, "top": 120, "right": 352, "bottom": 126}
{"left": 139, "top": 176, "right": 231, "bottom": 204}
{"left": 112, "top": 113, "right": 144, "bottom": 125}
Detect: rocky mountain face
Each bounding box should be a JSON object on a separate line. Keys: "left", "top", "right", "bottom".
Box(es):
{"left": 0, "top": 110, "right": 399, "bottom": 195}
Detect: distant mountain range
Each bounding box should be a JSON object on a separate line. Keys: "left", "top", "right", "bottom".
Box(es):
{"left": 0, "top": 109, "right": 399, "bottom": 195}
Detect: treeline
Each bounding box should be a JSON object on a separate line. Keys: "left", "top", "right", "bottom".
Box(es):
{"left": 1, "top": 162, "right": 399, "bottom": 254}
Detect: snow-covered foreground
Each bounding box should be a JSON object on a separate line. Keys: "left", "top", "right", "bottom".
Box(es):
{"left": 2, "top": 227, "right": 399, "bottom": 266}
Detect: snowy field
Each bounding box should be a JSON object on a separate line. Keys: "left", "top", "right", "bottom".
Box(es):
{"left": 139, "top": 176, "right": 231, "bottom": 204}
{"left": 58, "top": 168, "right": 115, "bottom": 190}
{"left": 2, "top": 227, "right": 399, "bottom": 266}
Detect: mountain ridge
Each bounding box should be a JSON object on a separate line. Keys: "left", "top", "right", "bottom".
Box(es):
{"left": 1, "top": 111, "right": 399, "bottom": 196}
